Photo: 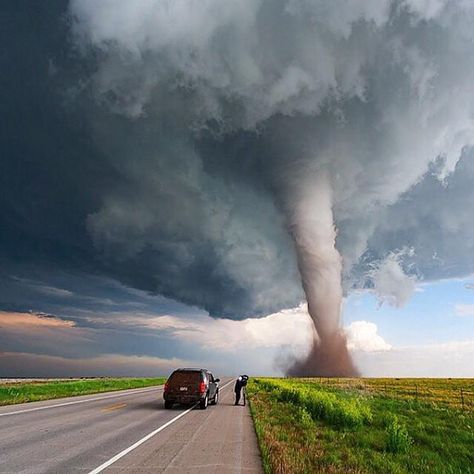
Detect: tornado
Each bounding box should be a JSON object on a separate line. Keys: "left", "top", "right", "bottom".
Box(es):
{"left": 285, "top": 173, "right": 358, "bottom": 376}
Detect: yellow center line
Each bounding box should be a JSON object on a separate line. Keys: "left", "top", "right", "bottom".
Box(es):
{"left": 101, "top": 403, "right": 127, "bottom": 413}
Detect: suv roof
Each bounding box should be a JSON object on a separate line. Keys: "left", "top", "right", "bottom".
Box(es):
{"left": 175, "top": 368, "right": 210, "bottom": 372}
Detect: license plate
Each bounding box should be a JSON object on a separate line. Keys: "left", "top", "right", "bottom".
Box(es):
{"left": 179, "top": 387, "right": 188, "bottom": 391}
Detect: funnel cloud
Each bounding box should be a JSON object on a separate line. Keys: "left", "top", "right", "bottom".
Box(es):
{"left": 282, "top": 173, "right": 357, "bottom": 374}
{"left": 2, "top": 1, "right": 474, "bottom": 375}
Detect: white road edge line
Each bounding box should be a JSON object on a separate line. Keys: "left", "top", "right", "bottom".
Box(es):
{"left": 87, "top": 379, "right": 235, "bottom": 474}
{"left": 0, "top": 385, "right": 163, "bottom": 417}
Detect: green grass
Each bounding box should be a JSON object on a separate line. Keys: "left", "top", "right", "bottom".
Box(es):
{"left": 248, "top": 378, "right": 474, "bottom": 473}
{"left": 0, "top": 378, "right": 166, "bottom": 406}
{"left": 385, "top": 415, "right": 413, "bottom": 454}
{"left": 257, "top": 379, "right": 372, "bottom": 428}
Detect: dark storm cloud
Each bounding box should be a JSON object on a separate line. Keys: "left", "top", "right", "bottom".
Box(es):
{"left": 366, "top": 149, "right": 474, "bottom": 282}
{"left": 2, "top": 1, "right": 474, "bottom": 324}
{"left": 1, "top": 2, "right": 302, "bottom": 318}
{"left": 0, "top": 3, "right": 118, "bottom": 272}
{"left": 0, "top": 265, "right": 197, "bottom": 319}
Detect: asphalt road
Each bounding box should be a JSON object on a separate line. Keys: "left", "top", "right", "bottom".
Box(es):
{"left": 0, "top": 378, "right": 262, "bottom": 473}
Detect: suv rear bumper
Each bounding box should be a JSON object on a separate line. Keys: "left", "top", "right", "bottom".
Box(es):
{"left": 163, "top": 393, "right": 206, "bottom": 404}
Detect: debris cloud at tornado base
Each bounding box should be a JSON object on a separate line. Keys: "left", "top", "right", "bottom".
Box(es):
{"left": 3, "top": 2, "right": 474, "bottom": 375}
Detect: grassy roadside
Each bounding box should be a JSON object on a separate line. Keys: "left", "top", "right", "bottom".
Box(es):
{"left": 0, "top": 377, "right": 166, "bottom": 406}
{"left": 248, "top": 378, "right": 474, "bottom": 473}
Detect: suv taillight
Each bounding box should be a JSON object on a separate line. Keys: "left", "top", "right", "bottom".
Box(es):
{"left": 164, "top": 382, "right": 169, "bottom": 393}
{"left": 199, "top": 381, "right": 206, "bottom": 393}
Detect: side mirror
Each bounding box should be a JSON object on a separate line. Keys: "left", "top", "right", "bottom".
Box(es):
{"left": 215, "top": 378, "right": 220, "bottom": 383}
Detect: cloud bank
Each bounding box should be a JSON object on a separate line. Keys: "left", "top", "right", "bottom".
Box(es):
{"left": 67, "top": 0, "right": 474, "bottom": 317}
{"left": 2, "top": 307, "right": 472, "bottom": 377}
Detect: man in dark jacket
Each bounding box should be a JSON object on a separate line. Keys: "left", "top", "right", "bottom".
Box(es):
{"left": 234, "top": 375, "right": 249, "bottom": 405}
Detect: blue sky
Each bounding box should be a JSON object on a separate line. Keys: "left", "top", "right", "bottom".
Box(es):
{"left": 344, "top": 277, "right": 474, "bottom": 347}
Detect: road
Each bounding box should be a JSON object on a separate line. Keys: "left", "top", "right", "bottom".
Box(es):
{"left": 0, "top": 378, "right": 262, "bottom": 473}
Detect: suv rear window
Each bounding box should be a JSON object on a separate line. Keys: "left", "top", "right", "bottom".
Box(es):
{"left": 169, "top": 371, "right": 202, "bottom": 384}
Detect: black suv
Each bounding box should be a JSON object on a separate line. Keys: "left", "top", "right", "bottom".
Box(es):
{"left": 163, "top": 368, "right": 220, "bottom": 410}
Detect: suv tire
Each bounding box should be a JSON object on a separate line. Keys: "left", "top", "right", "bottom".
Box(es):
{"left": 211, "top": 390, "right": 218, "bottom": 405}
{"left": 164, "top": 400, "right": 173, "bottom": 409}
{"left": 199, "top": 394, "right": 208, "bottom": 410}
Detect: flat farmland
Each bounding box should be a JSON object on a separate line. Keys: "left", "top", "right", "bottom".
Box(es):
{"left": 248, "top": 378, "right": 474, "bottom": 473}
{"left": 303, "top": 377, "right": 474, "bottom": 410}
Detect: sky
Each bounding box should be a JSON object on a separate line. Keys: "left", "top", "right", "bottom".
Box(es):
{"left": 1, "top": 1, "right": 474, "bottom": 378}
{"left": 1, "top": 272, "right": 473, "bottom": 377}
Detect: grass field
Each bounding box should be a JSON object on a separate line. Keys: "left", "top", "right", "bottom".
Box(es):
{"left": 248, "top": 378, "right": 474, "bottom": 473}
{"left": 0, "top": 377, "right": 166, "bottom": 406}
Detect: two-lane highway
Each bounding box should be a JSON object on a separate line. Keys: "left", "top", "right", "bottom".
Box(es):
{"left": 0, "top": 378, "right": 262, "bottom": 473}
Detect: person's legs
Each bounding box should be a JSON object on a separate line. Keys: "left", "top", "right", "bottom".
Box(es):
{"left": 235, "top": 388, "right": 241, "bottom": 405}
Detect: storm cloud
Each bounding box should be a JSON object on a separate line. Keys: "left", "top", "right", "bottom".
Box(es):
{"left": 2, "top": 0, "right": 474, "bottom": 326}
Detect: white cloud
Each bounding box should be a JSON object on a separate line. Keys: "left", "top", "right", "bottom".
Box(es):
{"left": 0, "top": 311, "right": 96, "bottom": 358}
{"left": 12, "top": 277, "right": 75, "bottom": 298}
{"left": 405, "top": 0, "right": 447, "bottom": 19}
{"left": 92, "top": 304, "right": 314, "bottom": 354}
{"left": 368, "top": 250, "right": 417, "bottom": 308}
{"left": 0, "top": 311, "right": 76, "bottom": 329}
{"left": 353, "top": 340, "right": 474, "bottom": 377}
{"left": 34, "top": 285, "right": 74, "bottom": 298}
{"left": 454, "top": 304, "right": 474, "bottom": 317}
{"left": 344, "top": 320, "right": 392, "bottom": 352}
{"left": 465, "top": 283, "right": 474, "bottom": 290}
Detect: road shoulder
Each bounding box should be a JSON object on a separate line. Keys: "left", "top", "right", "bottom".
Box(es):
{"left": 103, "top": 380, "right": 263, "bottom": 473}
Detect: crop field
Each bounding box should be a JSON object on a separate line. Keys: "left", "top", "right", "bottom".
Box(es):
{"left": 248, "top": 378, "right": 474, "bottom": 473}
{"left": 0, "top": 377, "right": 166, "bottom": 406}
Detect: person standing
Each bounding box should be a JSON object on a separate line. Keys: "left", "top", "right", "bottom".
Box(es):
{"left": 234, "top": 375, "right": 249, "bottom": 405}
